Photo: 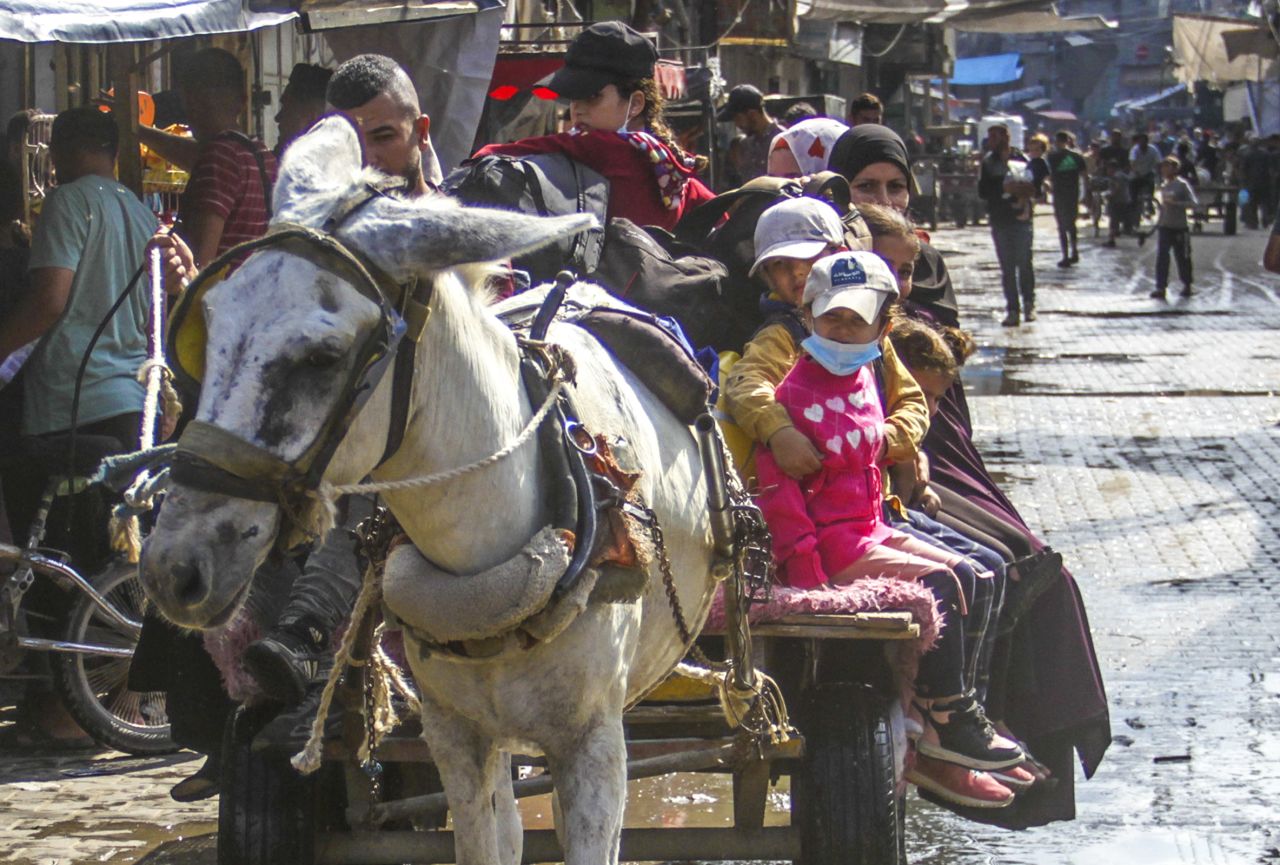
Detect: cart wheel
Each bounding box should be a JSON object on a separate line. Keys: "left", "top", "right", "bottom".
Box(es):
{"left": 794, "top": 683, "right": 903, "bottom": 865}
{"left": 52, "top": 559, "right": 174, "bottom": 755}
{"left": 219, "top": 705, "right": 319, "bottom": 865}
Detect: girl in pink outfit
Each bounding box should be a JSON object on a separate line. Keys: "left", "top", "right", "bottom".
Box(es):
{"left": 756, "top": 251, "right": 1023, "bottom": 790}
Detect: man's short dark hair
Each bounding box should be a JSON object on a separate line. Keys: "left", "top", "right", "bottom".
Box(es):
{"left": 849, "top": 92, "right": 883, "bottom": 114}
{"left": 782, "top": 101, "right": 819, "bottom": 126}
{"left": 326, "top": 54, "right": 419, "bottom": 118}
{"left": 1134, "top": 132, "right": 1149, "bottom": 145}
{"left": 285, "top": 63, "right": 333, "bottom": 105}
{"left": 51, "top": 106, "right": 118, "bottom": 157}
{"left": 177, "top": 47, "right": 244, "bottom": 93}
{"left": 1055, "top": 130, "right": 1071, "bottom": 142}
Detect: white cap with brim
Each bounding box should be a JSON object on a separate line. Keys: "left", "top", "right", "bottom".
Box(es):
{"left": 749, "top": 198, "right": 846, "bottom": 277}
{"left": 803, "top": 250, "right": 899, "bottom": 323}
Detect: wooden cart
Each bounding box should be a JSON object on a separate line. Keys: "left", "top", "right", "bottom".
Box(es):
{"left": 217, "top": 611, "right": 922, "bottom": 865}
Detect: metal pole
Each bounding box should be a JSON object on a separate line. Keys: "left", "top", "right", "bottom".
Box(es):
{"left": 317, "top": 826, "right": 800, "bottom": 865}
{"left": 358, "top": 741, "right": 738, "bottom": 826}
{"left": 108, "top": 43, "right": 142, "bottom": 199}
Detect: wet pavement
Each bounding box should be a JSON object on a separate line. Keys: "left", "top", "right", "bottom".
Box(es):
{"left": 3, "top": 211, "right": 1279, "bottom": 864}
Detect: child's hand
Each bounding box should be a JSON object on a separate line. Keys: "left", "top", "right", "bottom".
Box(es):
{"left": 769, "top": 426, "right": 824, "bottom": 479}
{"left": 919, "top": 485, "right": 942, "bottom": 517}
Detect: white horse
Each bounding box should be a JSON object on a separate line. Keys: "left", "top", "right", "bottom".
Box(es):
{"left": 139, "top": 116, "right": 718, "bottom": 864}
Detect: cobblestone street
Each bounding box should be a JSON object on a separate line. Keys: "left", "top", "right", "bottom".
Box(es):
{"left": 2, "top": 212, "right": 1278, "bottom": 864}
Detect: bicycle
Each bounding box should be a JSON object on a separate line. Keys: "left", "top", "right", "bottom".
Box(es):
{"left": 0, "top": 432, "right": 173, "bottom": 755}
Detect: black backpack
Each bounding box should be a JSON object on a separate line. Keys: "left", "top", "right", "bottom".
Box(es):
{"left": 672, "top": 172, "right": 872, "bottom": 350}
{"left": 445, "top": 152, "right": 610, "bottom": 285}
{"left": 585, "top": 219, "right": 743, "bottom": 353}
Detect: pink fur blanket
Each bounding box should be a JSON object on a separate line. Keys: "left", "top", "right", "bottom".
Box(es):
{"left": 704, "top": 577, "right": 941, "bottom": 653}
{"left": 208, "top": 580, "right": 940, "bottom": 702}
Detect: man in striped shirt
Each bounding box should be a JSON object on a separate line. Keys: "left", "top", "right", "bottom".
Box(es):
{"left": 140, "top": 48, "right": 276, "bottom": 271}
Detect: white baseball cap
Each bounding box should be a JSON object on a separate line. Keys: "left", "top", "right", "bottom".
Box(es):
{"left": 749, "top": 198, "right": 846, "bottom": 277}
{"left": 803, "top": 250, "right": 899, "bottom": 323}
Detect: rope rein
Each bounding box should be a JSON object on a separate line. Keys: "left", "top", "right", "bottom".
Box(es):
{"left": 316, "top": 379, "right": 566, "bottom": 501}
{"left": 110, "top": 250, "right": 183, "bottom": 563}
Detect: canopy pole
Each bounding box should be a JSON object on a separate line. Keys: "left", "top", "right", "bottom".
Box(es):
{"left": 109, "top": 43, "right": 143, "bottom": 199}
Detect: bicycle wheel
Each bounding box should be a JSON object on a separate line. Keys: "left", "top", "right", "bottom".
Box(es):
{"left": 52, "top": 559, "right": 175, "bottom": 755}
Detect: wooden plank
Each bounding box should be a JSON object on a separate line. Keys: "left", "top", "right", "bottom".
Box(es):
{"left": 751, "top": 622, "right": 920, "bottom": 641}
{"left": 771, "top": 611, "right": 915, "bottom": 631}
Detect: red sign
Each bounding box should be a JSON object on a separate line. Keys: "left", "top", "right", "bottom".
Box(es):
{"left": 1136, "top": 44, "right": 1149, "bottom": 62}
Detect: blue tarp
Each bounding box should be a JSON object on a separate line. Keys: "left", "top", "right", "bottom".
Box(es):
{"left": 0, "top": 0, "right": 294, "bottom": 43}
{"left": 948, "top": 53, "right": 1024, "bottom": 87}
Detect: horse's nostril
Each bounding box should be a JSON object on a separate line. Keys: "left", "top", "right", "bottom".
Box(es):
{"left": 171, "top": 560, "right": 207, "bottom": 608}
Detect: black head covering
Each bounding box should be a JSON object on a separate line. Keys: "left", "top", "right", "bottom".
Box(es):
{"left": 828, "top": 124, "right": 958, "bottom": 320}
{"left": 828, "top": 124, "right": 912, "bottom": 185}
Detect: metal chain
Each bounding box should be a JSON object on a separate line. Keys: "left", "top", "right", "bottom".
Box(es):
{"left": 643, "top": 504, "right": 729, "bottom": 673}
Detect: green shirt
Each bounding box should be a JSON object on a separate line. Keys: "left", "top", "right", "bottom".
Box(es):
{"left": 24, "top": 175, "right": 157, "bottom": 435}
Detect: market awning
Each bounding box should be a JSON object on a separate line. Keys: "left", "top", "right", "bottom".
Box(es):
{"left": 0, "top": 0, "right": 293, "bottom": 43}
{"left": 1036, "top": 109, "right": 1078, "bottom": 122}
{"left": 0, "top": 0, "right": 501, "bottom": 43}
{"left": 945, "top": 8, "right": 1115, "bottom": 33}
{"left": 793, "top": 0, "right": 1057, "bottom": 26}
{"left": 949, "top": 53, "right": 1023, "bottom": 86}
{"left": 1172, "top": 13, "right": 1278, "bottom": 85}
{"left": 298, "top": 0, "right": 501, "bottom": 31}
{"left": 1112, "top": 83, "right": 1189, "bottom": 115}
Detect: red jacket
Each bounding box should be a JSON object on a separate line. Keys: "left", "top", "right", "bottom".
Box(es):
{"left": 474, "top": 129, "right": 713, "bottom": 232}
{"left": 756, "top": 356, "right": 893, "bottom": 588}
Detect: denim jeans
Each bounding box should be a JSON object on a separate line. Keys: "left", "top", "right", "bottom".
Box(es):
{"left": 1154, "top": 227, "right": 1192, "bottom": 293}
{"left": 886, "top": 504, "right": 1007, "bottom": 702}
{"left": 990, "top": 219, "right": 1035, "bottom": 315}
{"left": 276, "top": 494, "right": 376, "bottom": 634}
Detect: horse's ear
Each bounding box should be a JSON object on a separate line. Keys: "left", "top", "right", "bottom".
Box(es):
{"left": 273, "top": 114, "right": 366, "bottom": 225}
{"left": 339, "top": 201, "right": 599, "bottom": 273}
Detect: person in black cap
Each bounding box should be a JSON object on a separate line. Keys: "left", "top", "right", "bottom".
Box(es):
{"left": 472, "top": 20, "right": 712, "bottom": 231}
{"left": 275, "top": 62, "right": 333, "bottom": 156}
{"left": 718, "top": 83, "right": 784, "bottom": 185}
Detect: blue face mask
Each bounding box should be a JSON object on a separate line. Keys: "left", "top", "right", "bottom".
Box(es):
{"left": 802, "top": 333, "right": 881, "bottom": 377}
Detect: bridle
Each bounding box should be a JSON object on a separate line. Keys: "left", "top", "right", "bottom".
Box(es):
{"left": 166, "top": 182, "right": 432, "bottom": 547}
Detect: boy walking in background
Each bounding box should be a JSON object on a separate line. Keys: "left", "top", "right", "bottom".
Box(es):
{"left": 1149, "top": 155, "right": 1198, "bottom": 300}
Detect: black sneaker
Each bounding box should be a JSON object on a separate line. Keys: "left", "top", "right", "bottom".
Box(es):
{"left": 243, "top": 622, "right": 331, "bottom": 707}
{"left": 918, "top": 694, "right": 1024, "bottom": 771}
{"left": 1069, "top": 252, "right": 1079, "bottom": 264}
{"left": 1180, "top": 285, "right": 1193, "bottom": 298}
{"left": 252, "top": 679, "right": 343, "bottom": 753}
{"left": 1023, "top": 308, "right": 1037, "bottom": 322}
{"left": 1000, "top": 548, "right": 1063, "bottom": 636}
{"left": 1150, "top": 289, "right": 1167, "bottom": 300}
{"left": 1057, "top": 258, "right": 1071, "bottom": 268}
{"left": 1001, "top": 313, "right": 1020, "bottom": 327}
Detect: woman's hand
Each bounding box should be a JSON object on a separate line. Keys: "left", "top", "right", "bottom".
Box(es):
{"left": 147, "top": 231, "right": 197, "bottom": 296}
{"left": 769, "top": 426, "right": 824, "bottom": 480}
{"left": 919, "top": 485, "right": 942, "bottom": 517}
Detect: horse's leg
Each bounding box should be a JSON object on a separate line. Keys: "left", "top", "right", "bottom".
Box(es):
{"left": 494, "top": 751, "right": 523, "bottom": 865}
{"left": 546, "top": 717, "right": 627, "bottom": 865}
{"left": 418, "top": 698, "right": 503, "bottom": 865}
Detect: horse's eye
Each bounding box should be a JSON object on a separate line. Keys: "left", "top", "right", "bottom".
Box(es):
{"left": 305, "top": 345, "right": 344, "bottom": 368}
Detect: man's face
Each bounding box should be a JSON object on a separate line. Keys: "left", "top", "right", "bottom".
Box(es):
{"left": 850, "top": 108, "right": 883, "bottom": 127}
{"left": 989, "top": 126, "right": 1009, "bottom": 151}
{"left": 342, "top": 91, "right": 428, "bottom": 185}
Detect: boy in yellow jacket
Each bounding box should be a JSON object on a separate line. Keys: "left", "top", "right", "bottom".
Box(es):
{"left": 725, "top": 197, "right": 928, "bottom": 481}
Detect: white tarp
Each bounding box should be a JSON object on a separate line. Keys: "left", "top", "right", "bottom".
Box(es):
{"left": 1172, "top": 14, "right": 1278, "bottom": 86}
{"left": 0, "top": 0, "right": 293, "bottom": 43}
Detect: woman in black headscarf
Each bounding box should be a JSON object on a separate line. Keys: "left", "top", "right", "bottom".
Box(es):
{"left": 829, "top": 125, "right": 959, "bottom": 325}
{"left": 829, "top": 124, "right": 1110, "bottom": 828}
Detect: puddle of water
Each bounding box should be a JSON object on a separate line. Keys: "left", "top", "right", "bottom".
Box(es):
{"left": 1068, "top": 829, "right": 1245, "bottom": 865}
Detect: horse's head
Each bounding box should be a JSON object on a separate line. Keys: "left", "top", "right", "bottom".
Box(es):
{"left": 140, "top": 115, "right": 593, "bottom": 628}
